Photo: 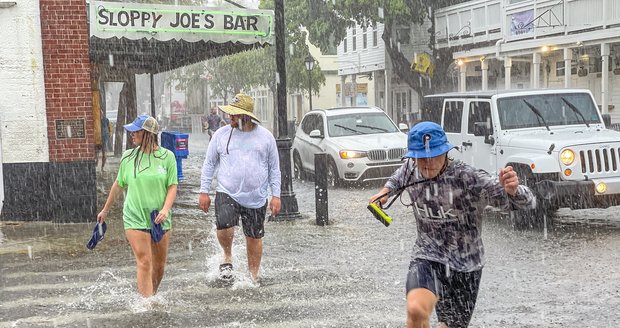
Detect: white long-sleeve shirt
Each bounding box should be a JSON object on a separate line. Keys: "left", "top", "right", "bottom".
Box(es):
{"left": 200, "top": 124, "right": 281, "bottom": 208}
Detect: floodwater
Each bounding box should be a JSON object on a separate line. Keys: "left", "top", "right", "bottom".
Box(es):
{"left": 1, "top": 133, "right": 620, "bottom": 327}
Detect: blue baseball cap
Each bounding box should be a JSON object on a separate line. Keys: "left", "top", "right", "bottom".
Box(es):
{"left": 404, "top": 121, "right": 455, "bottom": 159}
{"left": 123, "top": 114, "right": 160, "bottom": 134}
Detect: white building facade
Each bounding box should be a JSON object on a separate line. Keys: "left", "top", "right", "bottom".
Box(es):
{"left": 435, "top": 0, "right": 620, "bottom": 122}
{"left": 337, "top": 21, "right": 433, "bottom": 125}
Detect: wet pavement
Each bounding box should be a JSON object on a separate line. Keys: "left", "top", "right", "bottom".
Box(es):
{"left": 1, "top": 132, "right": 620, "bottom": 327}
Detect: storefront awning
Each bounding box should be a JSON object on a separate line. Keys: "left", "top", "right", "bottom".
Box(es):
{"left": 89, "top": 1, "right": 274, "bottom": 74}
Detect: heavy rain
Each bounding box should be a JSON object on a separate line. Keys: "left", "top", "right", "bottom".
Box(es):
{"left": 1, "top": 0, "right": 620, "bottom": 327}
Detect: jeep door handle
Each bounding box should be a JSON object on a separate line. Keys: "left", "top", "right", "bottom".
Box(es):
{"left": 462, "top": 141, "right": 473, "bottom": 147}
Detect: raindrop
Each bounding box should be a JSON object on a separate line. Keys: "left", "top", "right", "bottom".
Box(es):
{"left": 543, "top": 214, "right": 548, "bottom": 239}
{"left": 27, "top": 245, "right": 33, "bottom": 260}
{"left": 188, "top": 240, "right": 193, "bottom": 256}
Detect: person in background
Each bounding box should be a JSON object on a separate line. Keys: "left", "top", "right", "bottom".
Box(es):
{"left": 97, "top": 114, "right": 178, "bottom": 298}
{"left": 369, "top": 121, "right": 535, "bottom": 328}
{"left": 206, "top": 106, "right": 224, "bottom": 139}
{"left": 198, "top": 94, "right": 281, "bottom": 284}
{"left": 98, "top": 110, "right": 112, "bottom": 171}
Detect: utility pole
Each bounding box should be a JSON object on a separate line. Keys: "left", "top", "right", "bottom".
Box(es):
{"left": 272, "top": 0, "right": 301, "bottom": 221}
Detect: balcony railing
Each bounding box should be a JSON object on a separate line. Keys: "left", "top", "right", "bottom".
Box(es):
{"left": 435, "top": 0, "right": 620, "bottom": 49}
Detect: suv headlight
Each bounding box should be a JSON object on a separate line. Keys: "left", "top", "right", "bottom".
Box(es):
{"left": 339, "top": 150, "right": 367, "bottom": 159}
{"left": 560, "top": 149, "right": 575, "bottom": 165}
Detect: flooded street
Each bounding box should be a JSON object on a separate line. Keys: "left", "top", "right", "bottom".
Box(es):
{"left": 1, "top": 133, "right": 620, "bottom": 327}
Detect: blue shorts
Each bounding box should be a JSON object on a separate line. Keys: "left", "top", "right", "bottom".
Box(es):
{"left": 214, "top": 192, "right": 267, "bottom": 239}
{"left": 406, "top": 258, "right": 482, "bottom": 328}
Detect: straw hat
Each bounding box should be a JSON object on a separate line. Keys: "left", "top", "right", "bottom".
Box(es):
{"left": 219, "top": 93, "right": 260, "bottom": 122}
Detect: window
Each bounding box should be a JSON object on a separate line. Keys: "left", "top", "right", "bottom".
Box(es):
{"left": 397, "top": 28, "right": 410, "bottom": 45}
{"left": 315, "top": 115, "right": 325, "bottom": 135}
{"left": 556, "top": 61, "right": 565, "bottom": 76}
{"left": 301, "top": 114, "right": 321, "bottom": 134}
{"left": 372, "top": 24, "right": 378, "bottom": 47}
{"left": 362, "top": 26, "right": 367, "bottom": 49}
{"left": 443, "top": 101, "right": 463, "bottom": 133}
{"left": 343, "top": 36, "right": 347, "bottom": 53}
{"left": 352, "top": 29, "right": 357, "bottom": 51}
{"left": 497, "top": 93, "right": 600, "bottom": 130}
{"left": 467, "top": 101, "right": 492, "bottom": 134}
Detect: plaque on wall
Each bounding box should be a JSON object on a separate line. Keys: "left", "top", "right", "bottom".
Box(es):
{"left": 55, "top": 119, "right": 86, "bottom": 139}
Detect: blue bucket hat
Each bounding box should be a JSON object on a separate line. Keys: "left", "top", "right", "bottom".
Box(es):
{"left": 86, "top": 222, "right": 107, "bottom": 250}
{"left": 124, "top": 114, "right": 160, "bottom": 134}
{"left": 150, "top": 210, "right": 164, "bottom": 243}
{"left": 404, "top": 121, "right": 455, "bottom": 159}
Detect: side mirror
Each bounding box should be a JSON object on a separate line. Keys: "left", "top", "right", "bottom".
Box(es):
{"left": 473, "top": 122, "right": 495, "bottom": 145}
{"left": 398, "top": 123, "right": 409, "bottom": 133}
{"left": 309, "top": 129, "right": 323, "bottom": 138}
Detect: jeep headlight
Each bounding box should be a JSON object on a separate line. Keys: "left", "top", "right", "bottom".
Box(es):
{"left": 339, "top": 150, "right": 367, "bottom": 159}
{"left": 560, "top": 149, "right": 575, "bottom": 165}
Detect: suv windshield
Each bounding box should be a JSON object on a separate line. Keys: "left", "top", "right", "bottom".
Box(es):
{"left": 327, "top": 112, "right": 399, "bottom": 137}
{"left": 497, "top": 93, "right": 601, "bottom": 130}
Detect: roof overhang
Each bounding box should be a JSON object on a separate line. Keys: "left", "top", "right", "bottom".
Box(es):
{"left": 89, "top": 1, "right": 274, "bottom": 74}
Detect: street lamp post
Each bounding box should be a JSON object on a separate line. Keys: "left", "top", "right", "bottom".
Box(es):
{"left": 272, "top": 0, "right": 301, "bottom": 221}
{"left": 304, "top": 55, "right": 315, "bottom": 111}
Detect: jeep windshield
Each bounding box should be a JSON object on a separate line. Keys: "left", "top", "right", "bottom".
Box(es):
{"left": 497, "top": 93, "right": 601, "bottom": 130}
{"left": 327, "top": 112, "right": 399, "bottom": 137}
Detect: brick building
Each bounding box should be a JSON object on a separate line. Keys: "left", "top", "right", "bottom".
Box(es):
{"left": 0, "top": 0, "right": 95, "bottom": 221}
{"left": 0, "top": 0, "right": 274, "bottom": 221}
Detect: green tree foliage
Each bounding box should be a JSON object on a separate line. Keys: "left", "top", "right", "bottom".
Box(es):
{"left": 169, "top": 0, "right": 326, "bottom": 108}
{"left": 298, "top": 0, "right": 467, "bottom": 99}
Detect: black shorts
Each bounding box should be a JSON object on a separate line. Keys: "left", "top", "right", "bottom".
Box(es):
{"left": 406, "top": 259, "right": 482, "bottom": 328}
{"left": 214, "top": 192, "right": 267, "bottom": 239}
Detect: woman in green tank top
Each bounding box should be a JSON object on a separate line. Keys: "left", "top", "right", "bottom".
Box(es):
{"left": 97, "top": 114, "right": 178, "bottom": 298}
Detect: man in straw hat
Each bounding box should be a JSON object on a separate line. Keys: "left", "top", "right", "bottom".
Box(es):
{"left": 369, "top": 121, "right": 535, "bottom": 328}
{"left": 199, "top": 93, "right": 281, "bottom": 284}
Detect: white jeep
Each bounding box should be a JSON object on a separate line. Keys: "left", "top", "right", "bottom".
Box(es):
{"left": 422, "top": 89, "right": 620, "bottom": 219}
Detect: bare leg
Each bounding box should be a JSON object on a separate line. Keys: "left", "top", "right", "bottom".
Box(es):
{"left": 246, "top": 236, "right": 262, "bottom": 282}
{"left": 150, "top": 231, "right": 171, "bottom": 294}
{"left": 217, "top": 227, "right": 234, "bottom": 263}
{"left": 406, "top": 288, "right": 438, "bottom": 328}
{"left": 126, "top": 230, "right": 154, "bottom": 297}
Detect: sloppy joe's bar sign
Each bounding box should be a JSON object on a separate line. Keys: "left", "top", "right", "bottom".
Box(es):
{"left": 90, "top": 1, "right": 273, "bottom": 43}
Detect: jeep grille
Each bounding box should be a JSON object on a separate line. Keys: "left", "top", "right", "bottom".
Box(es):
{"left": 368, "top": 148, "right": 406, "bottom": 161}
{"left": 579, "top": 148, "right": 618, "bottom": 174}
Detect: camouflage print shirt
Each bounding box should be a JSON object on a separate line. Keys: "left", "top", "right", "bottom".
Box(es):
{"left": 385, "top": 159, "right": 536, "bottom": 272}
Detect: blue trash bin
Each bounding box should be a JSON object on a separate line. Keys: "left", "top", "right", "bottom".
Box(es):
{"left": 161, "top": 131, "right": 189, "bottom": 181}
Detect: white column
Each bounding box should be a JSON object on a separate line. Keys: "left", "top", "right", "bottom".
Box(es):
{"left": 504, "top": 56, "right": 512, "bottom": 90}
{"left": 340, "top": 75, "right": 346, "bottom": 107}
{"left": 601, "top": 43, "right": 610, "bottom": 114}
{"left": 532, "top": 53, "right": 541, "bottom": 89}
{"left": 481, "top": 59, "right": 489, "bottom": 91}
{"left": 564, "top": 48, "right": 572, "bottom": 88}
{"left": 352, "top": 74, "right": 357, "bottom": 107}
{"left": 459, "top": 62, "right": 467, "bottom": 92}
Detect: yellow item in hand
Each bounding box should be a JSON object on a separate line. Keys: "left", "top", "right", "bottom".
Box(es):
{"left": 367, "top": 203, "right": 393, "bottom": 227}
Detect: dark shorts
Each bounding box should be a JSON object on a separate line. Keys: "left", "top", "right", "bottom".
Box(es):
{"left": 406, "top": 259, "right": 482, "bottom": 328}
{"left": 214, "top": 192, "right": 267, "bottom": 239}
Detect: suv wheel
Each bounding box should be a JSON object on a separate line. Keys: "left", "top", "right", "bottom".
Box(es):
{"left": 327, "top": 159, "right": 340, "bottom": 188}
